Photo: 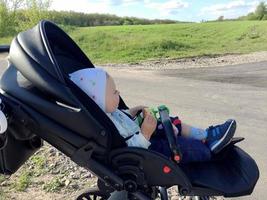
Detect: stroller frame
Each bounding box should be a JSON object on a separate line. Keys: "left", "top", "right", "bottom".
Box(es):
{"left": 0, "top": 20, "right": 259, "bottom": 200}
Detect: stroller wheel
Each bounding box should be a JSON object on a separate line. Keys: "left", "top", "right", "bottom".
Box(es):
{"left": 76, "top": 187, "right": 110, "bottom": 200}
{"left": 158, "top": 187, "right": 168, "bottom": 200}
{"left": 200, "top": 196, "right": 218, "bottom": 200}
{"left": 178, "top": 196, "right": 215, "bottom": 200}
{"left": 199, "top": 197, "right": 210, "bottom": 200}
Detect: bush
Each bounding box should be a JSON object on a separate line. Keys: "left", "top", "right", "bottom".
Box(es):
{"left": 246, "top": 13, "right": 258, "bottom": 20}
{"left": 17, "top": 0, "right": 52, "bottom": 31}
{"left": 262, "top": 14, "right": 267, "bottom": 20}
{"left": 255, "top": 1, "right": 267, "bottom": 20}
{"left": 42, "top": 177, "right": 63, "bottom": 192}
{"left": 0, "top": 0, "right": 52, "bottom": 37}
{"left": 14, "top": 171, "right": 32, "bottom": 191}
{"left": 0, "top": 2, "right": 16, "bottom": 37}
{"left": 241, "top": 2, "right": 267, "bottom": 21}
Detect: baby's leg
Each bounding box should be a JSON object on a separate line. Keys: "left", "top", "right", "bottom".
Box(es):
{"left": 149, "top": 136, "right": 212, "bottom": 163}
{"left": 180, "top": 120, "right": 237, "bottom": 154}
{"left": 171, "top": 117, "right": 236, "bottom": 154}
{"left": 170, "top": 117, "right": 207, "bottom": 140}
{"left": 181, "top": 123, "right": 207, "bottom": 141}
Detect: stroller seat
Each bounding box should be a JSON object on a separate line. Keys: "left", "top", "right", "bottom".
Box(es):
{"left": 181, "top": 145, "right": 259, "bottom": 197}
{"left": 0, "top": 20, "right": 259, "bottom": 199}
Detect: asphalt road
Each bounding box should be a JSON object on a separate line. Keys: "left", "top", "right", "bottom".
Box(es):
{"left": 1, "top": 53, "right": 266, "bottom": 199}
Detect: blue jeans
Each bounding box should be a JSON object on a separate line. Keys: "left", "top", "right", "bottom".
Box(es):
{"left": 149, "top": 116, "right": 211, "bottom": 163}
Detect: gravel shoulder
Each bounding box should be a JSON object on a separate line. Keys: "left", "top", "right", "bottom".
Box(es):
{"left": 2, "top": 51, "right": 267, "bottom": 71}
{"left": 101, "top": 51, "right": 267, "bottom": 71}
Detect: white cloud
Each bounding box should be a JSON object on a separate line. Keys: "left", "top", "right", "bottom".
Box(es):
{"left": 106, "top": 0, "right": 144, "bottom": 6}
{"left": 145, "top": 0, "right": 189, "bottom": 16}
{"left": 200, "top": 0, "right": 265, "bottom": 19}
{"left": 51, "top": 0, "right": 150, "bottom": 13}
{"left": 50, "top": 0, "right": 111, "bottom": 13}
{"left": 50, "top": 0, "right": 189, "bottom": 19}
{"left": 48, "top": 0, "right": 267, "bottom": 22}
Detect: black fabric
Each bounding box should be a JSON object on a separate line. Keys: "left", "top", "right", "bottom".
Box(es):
{"left": 1, "top": 65, "right": 102, "bottom": 148}
{"left": 180, "top": 145, "right": 259, "bottom": 197}
{"left": 16, "top": 23, "right": 60, "bottom": 80}
{"left": 43, "top": 21, "right": 94, "bottom": 75}
{"left": 9, "top": 37, "right": 79, "bottom": 107}
{"left": 8, "top": 20, "right": 129, "bottom": 150}
{"left": 0, "top": 132, "right": 7, "bottom": 150}
{"left": 120, "top": 109, "right": 133, "bottom": 120}
{"left": 118, "top": 96, "right": 129, "bottom": 110}
{"left": 0, "top": 95, "right": 43, "bottom": 175}
{"left": 0, "top": 130, "right": 42, "bottom": 175}
{"left": 14, "top": 20, "right": 93, "bottom": 81}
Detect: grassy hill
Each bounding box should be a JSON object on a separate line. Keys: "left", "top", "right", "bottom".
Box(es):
{"left": 1, "top": 21, "right": 267, "bottom": 64}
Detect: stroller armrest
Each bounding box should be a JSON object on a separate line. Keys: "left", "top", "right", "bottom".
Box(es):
{"left": 158, "top": 107, "right": 182, "bottom": 163}
{"left": 0, "top": 132, "right": 7, "bottom": 150}
{"left": 0, "top": 45, "right": 10, "bottom": 53}
{"left": 109, "top": 147, "right": 191, "bottom": 189}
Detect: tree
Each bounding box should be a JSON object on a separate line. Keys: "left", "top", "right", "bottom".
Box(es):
{"left": 19, "top": 0, "right": 52, "bottom": 30}
{"left": 0, "top": 0, "right": 23, "bottom": 37}
{"left": 255, "top": 1, "right": 267, "bottom": 20}
{"left": 0, "top": 2, "right": 9, "bottom": 36}
{"left": 217, "top": 16, "right": 224, "bottom": 21}
{"left": 0, "top": 0, "right": 51, "bottom": 36}
{"left": 246, "top": 12, "right": 258, "bottom": 20}
{"left": 123, "top": 18, "right": 133, "bottom": 25}
{"left": 262, "top": 14, "right": 267, "bottom": 20}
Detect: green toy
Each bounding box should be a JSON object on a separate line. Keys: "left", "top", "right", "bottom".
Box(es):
{"left": 136, "top": 104, "right": 170, "bottom": 126}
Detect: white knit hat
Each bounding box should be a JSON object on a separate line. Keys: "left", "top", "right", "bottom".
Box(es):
{"left": 69, "top": 68, "right": 107, "bottom": 112}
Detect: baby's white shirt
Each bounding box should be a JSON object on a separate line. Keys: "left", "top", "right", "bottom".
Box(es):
{"left": 106, "top": 109, "right": 151, "bottom": 148}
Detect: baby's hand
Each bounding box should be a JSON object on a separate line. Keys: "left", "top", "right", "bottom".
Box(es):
{"left": 141, "top": 108, "right": 157, "bottom": 140}
{"left": 138, "top": 105, "right": 149, "bottom": 110}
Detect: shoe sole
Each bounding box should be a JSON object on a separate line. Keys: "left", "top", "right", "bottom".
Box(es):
{"left": 211, "top": 120, "right": 236, "bottom": 154}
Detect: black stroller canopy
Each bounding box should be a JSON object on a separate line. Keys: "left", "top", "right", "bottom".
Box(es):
{"left": 8, "top": 20, "right": 94, "bottom": 107}
{"left": 4, "top": 20, "right": 128, "bottom": 156}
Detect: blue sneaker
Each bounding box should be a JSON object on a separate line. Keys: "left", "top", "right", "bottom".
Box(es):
{"left": 206, "top": 119, "right": 236, "bottom": 154}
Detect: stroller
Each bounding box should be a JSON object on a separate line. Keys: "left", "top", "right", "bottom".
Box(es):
{"left": 0, "top": 20, "right": 259, "bottom": 200}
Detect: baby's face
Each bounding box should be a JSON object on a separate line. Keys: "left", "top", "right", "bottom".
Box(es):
{"left": 105, "top": 73, "right": 120, "bottom": 113}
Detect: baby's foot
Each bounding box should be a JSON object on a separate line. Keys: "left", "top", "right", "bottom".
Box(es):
{"left": 206, "top": 119, "right": 236, "bottom": 154}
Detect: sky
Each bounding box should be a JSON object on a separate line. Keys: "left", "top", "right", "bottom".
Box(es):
{"left": 50, "top": 0, "right": 267, "bottom": 22}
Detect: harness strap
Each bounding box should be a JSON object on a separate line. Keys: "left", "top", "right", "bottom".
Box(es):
{"left": 123, "top": 131, "right": 140, "bottom": 141}
{"left": 120, "top": 110, "right": 141, "bottom": 142}
{"left": 120, "top": 109, "right": 134, "bottom": 120}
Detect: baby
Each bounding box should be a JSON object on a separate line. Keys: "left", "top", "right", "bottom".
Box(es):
{"left": 69, "top": 68, "right": 236, "bottom": 163}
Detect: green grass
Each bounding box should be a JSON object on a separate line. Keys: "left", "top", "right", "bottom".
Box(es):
{"left": 1, "top": 21, "right": 267, "bottom": 64}
{"left": 29, "top": 155, "right": 47, "bottom": 176}
{"left": 14, "top": 171, "right": 32, "bottom": 191}
{"left": 0, "top": 175, "right": 7, "bottom": 199}
{"left": 0, "top": 174, "right": 5, "bottom": 183}
{"left": 42, "top": 177, "right": 63, "bottom": 192}
{"left": 0, "top": 36, "right": 12, "bottom": 45}
{"left": 0, "top": 189, "right": 7, "bottom": 200}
